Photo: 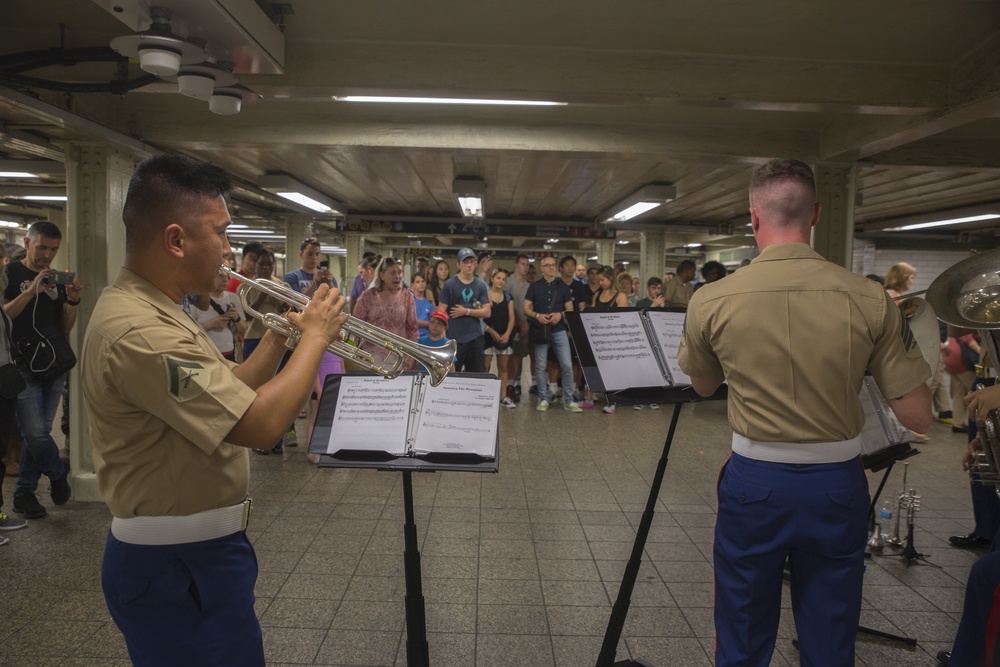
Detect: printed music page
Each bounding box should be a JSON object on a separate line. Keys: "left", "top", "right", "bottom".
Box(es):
{"left": 645, "top": 311, "right": 690, "bottom": 386}
{"left": 580, "top": 311, "right": 664, "bottom": 391}
{"left": 412, "top": 376, "right": 500, "bottom": 457}
{"left": 325, "top": 375, "right": 414, "bottom": 455}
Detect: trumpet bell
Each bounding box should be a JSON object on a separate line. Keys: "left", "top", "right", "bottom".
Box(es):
{"left": 925, "top": 248, "right": 1000, "bottom": 330}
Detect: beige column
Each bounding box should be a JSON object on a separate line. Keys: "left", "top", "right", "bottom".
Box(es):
{"left": 595, "top": 239, "right": 615, "bottom": 268}
{"left": 344, "top": 233, "right": 366, "bottom": 307}
{"left": 64, "top": 142, "right": 136, "bottom": 502}
{"left": 812, "top": 164, "right": 857, "bottom": 269}
{"left": 639, "top": 229, "right": 667, "bottom": 284}
{"left": 283, "top": 220, "right": 309, "bottom": 277}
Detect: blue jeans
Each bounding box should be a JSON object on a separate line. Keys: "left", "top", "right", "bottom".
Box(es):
{"left": 15, "top": 370, "right": 67, "bottom": 495}
{"left": 533, "top": 329, "right": 574, "bottom": 402}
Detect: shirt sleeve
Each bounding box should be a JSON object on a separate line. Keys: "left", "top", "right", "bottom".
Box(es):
{"left": 103, "top": 323, "right": 257, "bottom": 455}
{"left": 677, "top": 293, "right": 724, "bottom": 378}
{"left": 868, "top": 290, "right": 932, "bottom": 398}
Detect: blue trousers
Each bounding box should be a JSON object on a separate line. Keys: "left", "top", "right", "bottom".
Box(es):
{"left": 714, "top": 452, "right": 869, "bottom": 667}
{"left": 533, "top": 329, "right": 574, "bottom": 403}
{"left": 970, "top": 378, "right": 1000, "bottom": 543}
{"left": 951, "top": 549, "right": 1000, "bottom": 666}
{"left": 102, "top": 531, "right": 264, "bottom": 667}
{"left": 14, "top": 370, "right": 66, "bottom": 495}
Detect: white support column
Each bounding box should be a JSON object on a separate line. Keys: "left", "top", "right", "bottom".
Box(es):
{"left": 639, "top": 230, "right": 667, "bottom": 284}
{"left": 284, "top": 220, "right": 309, "bottom": 277}
{"left": 813, "top": 163, "right": 857, "bottom": 270}
{"left": 595, "top": 239, "right": 615, "bottom": 268}
{"left": 345, "top": 233, "right": 366, "bottom": 305}
{"left": 65, "top": 142, "right": 136, "bottom": 502}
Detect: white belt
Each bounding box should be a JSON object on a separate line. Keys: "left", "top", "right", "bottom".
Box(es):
{"left": 111, "top": 499, "right": 253, "bottom": 546}
{"left": 732, "top": 433, "right": 861, "bottom": 464}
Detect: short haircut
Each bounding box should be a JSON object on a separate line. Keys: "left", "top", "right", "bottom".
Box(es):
{"left": 514, "top": 253, "right": 530, "bottom": 264}
{"left": 646, "top": 276, "right": 663, "bottom": 287}
{"left": 476, "top": 251, "right": 493, "bottom": 262}
{"left": 677, "top": 259, "right": 696, "bottom": 273}
{"left": 701, "top": 260, "right": 726, "bottom": 281}
{"left": 748, "top": 159, "right": 816, "bottom": 223}
{"left": 122, "top": 154, "right": 231, "bottom": 252}
{"left": 255, "top": 247, "right": 276, "bottom": 264}
{"left": 241, "top": 241, "right": 264, "bottom": 258}
{"left": 300, "top": 238, "right": 321, "bottom": 251}
{"left": 587, "top": 264, "right": 600, "bottom": 273}
{"left": 27, "top": 220, "right": 62, "bottom": 240}
{"left": 559, "top": 255, "right": 577, "bottom": 269}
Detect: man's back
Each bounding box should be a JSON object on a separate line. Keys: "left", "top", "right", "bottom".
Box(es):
{"left": 681, "top": 243, "right": 929, "bottom": 442}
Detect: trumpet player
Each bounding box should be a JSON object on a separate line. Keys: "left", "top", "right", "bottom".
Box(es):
{"left": 940, "top": 383, "right": 1000, "bottom": 667}
{"left": 81, "top": 154, "right": 347, "bottom": 667}
{"left": 679, "top": 159, "right": 932, "bottom": 667}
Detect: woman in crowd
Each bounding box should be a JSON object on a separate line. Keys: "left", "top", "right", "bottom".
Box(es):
{"left": 482, "top": 268, "right": 516, "bottom": 408}
{"left": 411, "top": 272, "right": 434, "bottom": 339}
{"left": 426, "top": 259, "right": 450, "bottom": 304}
{"left": 185, "top": 271, "right": 247, "bottom": 361}
{"left": 352, "top": 257, "right": 419, "bottom": 368}
{"left": 618, "top": 272, "right": 637, "bottom": 307}
{"left": 885, "top": 262, "right": 916, "bottom": 298}
{"left": 587, "top": 266, "right": 629, "bottom": 413}
{"left": 0, "top": 244, "right": 28, "bottom": 538}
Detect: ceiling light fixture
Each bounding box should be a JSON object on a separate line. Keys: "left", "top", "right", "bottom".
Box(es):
{"left": 334, "top": 96, "right": 566, "bottom": 106}
{"left": 0, "top": 186, "right": 67, "bottom": 201}
{"left": 599, "top": 183, "right": 677, "bottom": 223}
{"left": 257, "top": 174, "right": 346, "bottom": 216}
{"left": 0, "top": 220, "right": 23, "bottom": 228}
{"left": 453, "top": 178, "right": 486, "bottom": 219}
{"left": 0, "top": 160, "right": 63, "bottom": 178}
{"left": 885, "top": 213, "right": 1000, "bottom": 232}
{"left": 0, "top": 172, "right": 38, "bottom": 179}
{"left": 109, "top": 6, "right": 207, "bottom": 77}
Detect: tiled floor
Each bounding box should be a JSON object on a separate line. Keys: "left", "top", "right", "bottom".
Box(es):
{"left": 0, "top": 395, "right": 982, "bottom": 666}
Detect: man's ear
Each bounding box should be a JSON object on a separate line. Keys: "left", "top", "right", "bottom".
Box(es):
{"left": 163, "top": 223, "right": 185, "bottom": 259}
{"left": 810, "top": 202, "right": 821, "bottom": 228}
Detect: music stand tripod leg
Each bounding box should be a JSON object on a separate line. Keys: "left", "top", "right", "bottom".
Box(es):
{"left": 402, "top": 471, "right": 430, "bottom": 667}
{"left": 593, "top": 402, "right": 684, "bottom": 667}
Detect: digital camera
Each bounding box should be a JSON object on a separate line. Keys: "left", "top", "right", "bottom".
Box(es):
{"left": 42, "top": 271, "right": 75, "bottom": 286}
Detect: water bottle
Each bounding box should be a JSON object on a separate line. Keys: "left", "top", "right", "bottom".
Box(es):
{"left": 879, "top": 502, "right": 893, "bottom": 523}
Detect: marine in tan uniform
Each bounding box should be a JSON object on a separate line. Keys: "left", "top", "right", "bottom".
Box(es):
{"left": 82, "top": 154, "right": 346, "bottom": 667}
{"left": 678, "top": 159, "right": 931, "bottom": 667}
{"left": 663, "top": 259, "right": 695, "bottom": 308}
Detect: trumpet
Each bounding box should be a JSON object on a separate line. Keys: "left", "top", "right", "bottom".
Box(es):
{"left": 221, "top": 266, "right": 456, "bottom": 386}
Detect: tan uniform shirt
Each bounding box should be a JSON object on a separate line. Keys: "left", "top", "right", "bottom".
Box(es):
{"left": 679, "top": 244, "right": 930, "bottom": 443}
{"left": 82, "top": 268, "right": 257, "bottom": 518}
{"left": 663, "top": 275, "right": 694, "bottom": 308}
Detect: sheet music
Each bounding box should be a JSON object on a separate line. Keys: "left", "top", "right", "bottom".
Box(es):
{"left": 858, "top": 378, "right": 912, "bottom": 456}
{"left": 645, "top": 311, "right": 690, "bottom": 386}
{"left": 580, "top": 311, "right": 666, "bottom": 391}
{"left": 412, "top": 376, "right": 500, "bottom": 457}
{"left": 325, "top": 375, "right": 414, "bottom": 455}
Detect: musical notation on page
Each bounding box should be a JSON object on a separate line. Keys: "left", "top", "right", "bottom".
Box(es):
{"left": 326, "top": 376, "right": 413, "bottom": 455}
{"left": 581, "top": 312, "right": 665, "bottom": 391}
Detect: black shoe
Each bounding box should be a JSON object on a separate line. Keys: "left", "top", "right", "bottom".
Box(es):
{"left": 50, "top": 471, "right": 71, "bottom": 506}
{"left": 12, "top": 493, "right": 46, "bottom": 519}
{"left": 938, "top": 411, "right": 953, "bottom": 420}
{"left": 949, "top": 533, "right": 991, "bottom": 548}
{"left": 253, "top": 448, "right": 271, "bottom": 455}
{"left": 937, "top": 650, "right": 950, "bottom": 666}
{"left": 953, "top": 425, "right": 968, "bottom": 433}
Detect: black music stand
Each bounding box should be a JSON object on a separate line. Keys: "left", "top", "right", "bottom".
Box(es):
{"left": 566, "top": 310, "right": 727, "bottom": 667}
{"left": 309, "top": 372, "right": 501, "bottom": 667}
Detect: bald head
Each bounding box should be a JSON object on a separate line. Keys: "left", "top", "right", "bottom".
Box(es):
{"left": 748, "top": 159, "right": 817, "bottom": 228}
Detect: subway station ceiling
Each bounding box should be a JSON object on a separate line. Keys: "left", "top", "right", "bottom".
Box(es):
{"left": 2, "top": 0, "right": 1000, "bottom": 262}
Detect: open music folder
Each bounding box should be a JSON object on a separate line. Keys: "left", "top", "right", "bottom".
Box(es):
{"left": 858, "top": 375, "right": 916, "bottom": 471}
{"left": 309, "top": 372, "right": 501, "bottom": 461}
{"left": 569, "top": 309, "right": 690, "bottom": 392}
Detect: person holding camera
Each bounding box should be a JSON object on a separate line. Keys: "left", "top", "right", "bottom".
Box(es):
{"left": 1, "top": 220, "right": 83, "bottom": 520}
{"left": 283, "top": 237, "right": 337, "bottom": 297}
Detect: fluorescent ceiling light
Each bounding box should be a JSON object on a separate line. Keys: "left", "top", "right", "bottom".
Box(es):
{"left": 0, "top": 160, "right": 63, "bottom": 178}
{"left": 588, "top": 256, "right": 598, "bottom": 261}
{"left": 886, "top": 213, "right": 1000, "bottom": 231}
{"left": 687, "top": 243, "right": 703, "bottom": 248}
{"left": 334, "top": 96, "right": 566, "bottom": 107}
{"left": 0, "top": 220, "right": 22, "bottom": 228}
{"left": 320, "top": 246, "right": 347, "bottom": 255}
{"left": 600, "top": 184, "right": 677, "bottom": 223}
{"left": 23, "top": 195, "right": 68, "bottom": 201}
{"left": 453, "top": 178, "right": 486, "bottom": 219}
{"left": 228, "top": 224, "right": 249, "bottom": 229}
{"left": 617, "top": 240, "right": 630, "bottom": 245}
{"left": 257, "top": 174, "right": 346, "bottom": 216}
{"left": 0, "top": 172, "right": 38, "bottom": 178}
{"left": 547, "top": 238, "right": 559, "bottom": 243}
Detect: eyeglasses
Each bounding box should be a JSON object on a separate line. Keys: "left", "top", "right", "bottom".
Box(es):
{"left": 540, "top": 261, "right": 557, "bottom": 268}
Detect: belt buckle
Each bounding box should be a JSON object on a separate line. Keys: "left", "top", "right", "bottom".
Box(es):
{"left": 241, "top": 497, "right": 254, "bottom": 531}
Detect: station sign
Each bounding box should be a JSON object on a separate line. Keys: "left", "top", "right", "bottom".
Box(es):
{"left": 338, "top": 218, "right": 616, "bottom": 239}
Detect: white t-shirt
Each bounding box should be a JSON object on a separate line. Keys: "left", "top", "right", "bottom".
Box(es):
{"left": 186, "top": 291, "right": 246, "bottom": 355}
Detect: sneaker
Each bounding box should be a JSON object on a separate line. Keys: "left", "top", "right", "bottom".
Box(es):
{"left": 0, "top": 512, "right": 27, "bottom": 531}
{"left": 284, "top": 429, "right": 298, "bottom": 447}
{"left": 529, "top": 385, "right": 538, "bottom": 395}
{"left": 506, "top": 385, "right": 518, "bottom": 403}
{"left": 0, "top": 535, "right": 8, "bottom": 546}
{"left": 602, "top": 404, "right": 617, "bottom": 414}
{"left": 50, "top": 471, "right": 71, "bottom": 506}
{"left": 536, "top": 400, "right": 549, "bottom": 412}
{"left": 579, "top": 400, "right": 594, "bottom": 409}
{"left": 12, "top": 493, "right": 46, "bottom": 519}
{"left": 564, "top": 401, "right": 583, "bottom": 413}
{"left": 514, "top": 384, "right": 522, "bottom": 397}
{"left": 253, "top": 448, "right": 271, "bottom": 455}
{"left": 500, "top": 396, "right": 516, "bottom": 409}
{"left": 633, "top": 404, "right": 645, "bottom": 411}
{"left": 937, "top": 411, "right": 953, "bottom": 423}
{"left": 953, "top": 425, "right": 968, "bottom": 433}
